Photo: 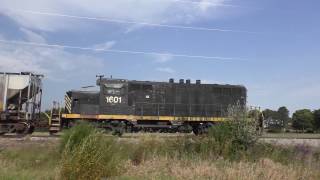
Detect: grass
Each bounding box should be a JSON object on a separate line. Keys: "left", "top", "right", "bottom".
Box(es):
{"left": 28, "top": 131, "right": 320, "bottom": 139}
{"left": 1, "top": 121, "right": 320, "bottom": 180}
{"left": 118, "top": 157, "right": 320, "bottom": 180}
{"left": 1, "top": 135, "right": 320, "bottom": 180}
{"left": 60, "top": 132, "right": 122, "bottom": 179}
{"left": 0, "top": 145, "right": 59, "bottom": 180}
{"left": 1, "top": 140, "right": 319, "bottom": 180}
{"left": 261, "top": 132, "right": 320, "bottom": 139}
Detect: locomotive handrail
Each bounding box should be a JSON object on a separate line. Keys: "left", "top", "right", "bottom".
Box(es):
{"left": 134, "top": 102, "right": 238, "bottom": 107}
{"left": 136, "top": 102, "right": 229, "bottom": 118}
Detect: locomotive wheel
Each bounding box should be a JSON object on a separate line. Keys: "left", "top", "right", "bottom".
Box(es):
{"left": 28, "top": 125, "right": 35, "bottom": 134}
{"left": 125, "top": 124, "right": 133, "bottom": 133}
{"left": 109, "top": 121, "right": 125, "bottom": 136}
{"left": 193, "top": 124, "right": 209, "bottom": 135}
{"left": 0, "top": 125, "right": 7, "bottom": 135}
{"left": 204, "top": 123, "right": 214, "bottom": 134}
{"left": 16, "top": 122, "right": 31, "bottom": 134}
{"left": 192, "top": 126, "right": 200, "bottom": 135}
{"left": 178, "top": 124, "right": 193, "bottom": 133}
{"left": 104, "top": 127, "right": 113, "bottom": 133}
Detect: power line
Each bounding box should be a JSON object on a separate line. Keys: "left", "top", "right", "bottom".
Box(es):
{"left": 7, "top": 9, "right": 258, "bottom": 34}
{"left": 0, "top": 39, "right": 248, "bottom": 61}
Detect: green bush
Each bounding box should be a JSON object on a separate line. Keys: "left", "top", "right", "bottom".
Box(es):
{"left": 59, "top": 124, "right": 122, "bottom": 180}
{"left": 60, "top": 122, "right": 96, "bottom": 152}
{"left": 205, "top": 105, "right": 259, "bottom": 159}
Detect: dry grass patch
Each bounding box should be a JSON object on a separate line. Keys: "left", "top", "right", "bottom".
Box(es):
{"left": 0, "top": 145, "right": 59, "bottom": 180}
{"left": 121, "top": 157, "right": 320, "bottom": 180}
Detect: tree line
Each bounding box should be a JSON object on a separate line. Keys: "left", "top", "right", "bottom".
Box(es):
{"left": 262, "top": 107, "right": 320, "bottom": 132}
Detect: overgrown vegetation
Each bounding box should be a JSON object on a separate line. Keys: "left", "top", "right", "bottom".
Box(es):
{"left": 59, "top": 123, "right": 122, "bottom": 179}
{"left": 60, "top": 122, "right": 96, "bottom": 152}
{"left": 208, "top": 105, "right": 258, "bottom": 156}
{"left": 1, "top": 107, "right": 320, "bottom": 179}
{"left": 0, "top": 142, "right": 59, "bottom": 180}
{"left": 55, "top": 107, "right": 319, "bottom": 179}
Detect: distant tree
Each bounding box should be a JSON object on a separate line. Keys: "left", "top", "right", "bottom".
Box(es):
{"left": 313, "top": 109, "right": 320, "bottom": 131}
{"left": 248, "top": 109, "right": 261, "bottom": 118}
{"left": 292, "top": 109, "right": 314, "bottom": 131}
{"left": 277, "top": 107, "right": 290, "bottom": 129}
{"left": 263, "top": 109, "right": 281, "bottom": 132}
{"left": 263, "top": 109, "right": 278, "bottom": 120}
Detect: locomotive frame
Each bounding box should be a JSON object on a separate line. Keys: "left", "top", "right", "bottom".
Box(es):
{"left": 59, "top": 77, "right": 247, "bottom": 135}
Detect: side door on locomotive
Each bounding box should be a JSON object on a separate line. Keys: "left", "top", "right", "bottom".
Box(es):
{"left": 98, "top": 78, "right": 132, "bottom": 115}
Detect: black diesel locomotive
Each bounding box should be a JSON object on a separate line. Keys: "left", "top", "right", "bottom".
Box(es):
{"left": 61, "top": 78, "right": 247, "bottom": 134}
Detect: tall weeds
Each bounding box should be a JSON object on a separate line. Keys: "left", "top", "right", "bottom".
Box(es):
{"left": 57, "top": 108, "right": 319, "bottom": 179}
{"left": 60, "top": 122, "right": 96, "bottom": 152}
{"left": 59, "top": 124, "right": 122, "bottom": 180}
{"left": 195, "top": 104, "right": 260, "bottom": 159}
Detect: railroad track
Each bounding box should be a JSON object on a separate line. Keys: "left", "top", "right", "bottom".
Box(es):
{"left": 1, "top": 133, "right": 320, "bottom": 148}
{"left": 0, "top": 134, "right": 60, "bottom": 141}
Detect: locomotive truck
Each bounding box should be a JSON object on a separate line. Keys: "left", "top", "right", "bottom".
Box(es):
{"left": 58, "top": 77, "right": 247, "bottom": 135}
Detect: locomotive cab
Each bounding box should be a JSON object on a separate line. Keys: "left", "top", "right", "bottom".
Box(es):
{"left": 98, "top": 78, "right": 131, "bottom": 115}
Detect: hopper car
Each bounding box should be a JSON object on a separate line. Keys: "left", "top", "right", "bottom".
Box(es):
{"left": 0, "top": 72, "right": 43, "bottom": 135}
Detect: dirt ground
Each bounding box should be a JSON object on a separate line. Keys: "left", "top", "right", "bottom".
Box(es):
{"left": 259, "top": 138, "right": 320, "bottom": 148}
{"left": 0, "top": 134, "right": 59, "bottom": 149}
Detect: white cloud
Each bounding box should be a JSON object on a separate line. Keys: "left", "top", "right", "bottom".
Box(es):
{"left": 153, "top": 54, "right": 173, "bottom": 63}
{"left": 198, "top": 0, "right": 225, "bottom": 12}
{"left": 0, "top": 31, "right": 104, "bottom": 81}
{"left": 92, "top": 41, "right": 116, "bottom": 50}
{"left": 0, "top": 0, "right": 229, "bottom": 32}
{"left": 20, "top": 28, "right": 46, "bottom": 43}
{"left": 0, "top": 53, "right": 45, "bottom": 73}
{"left": 156, "top": 67, "right": 175, "bottom": 74}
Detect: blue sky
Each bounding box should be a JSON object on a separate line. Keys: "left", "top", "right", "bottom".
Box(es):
{"left": 0, "top": 0, "right": 319, "bottom": 113}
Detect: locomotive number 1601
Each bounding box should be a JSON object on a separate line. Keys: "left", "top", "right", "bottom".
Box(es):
{"left": 105, "top": 96, "right": 122, "bottom": 104}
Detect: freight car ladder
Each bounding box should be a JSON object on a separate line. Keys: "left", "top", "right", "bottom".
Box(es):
{"left": 49, "top": 101, "right": 62, "bottom": 134}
